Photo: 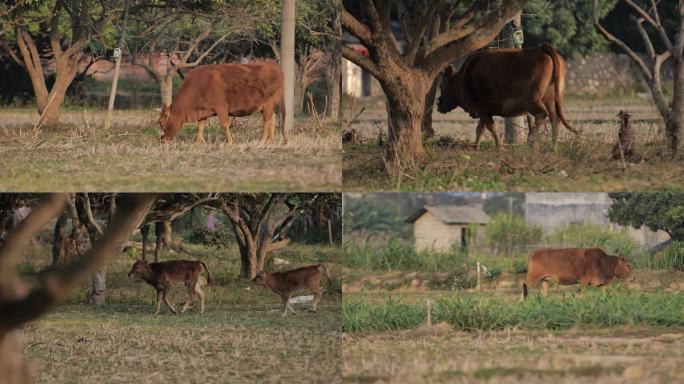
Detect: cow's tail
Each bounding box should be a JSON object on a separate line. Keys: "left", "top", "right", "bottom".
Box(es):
{"left": 279, "top": 94, "right": 288, "bottom": 144}
{"left": 200, "top": 261, "right": 212, "bottom": 284}
{"left": 521, "top": 282, "right": 529, "bottom": 301}
{"left": 317, "top": 264, "right": 331, "bottom": 281}
{"left": 540, "top": 44, "right": 579, "bottom": 135}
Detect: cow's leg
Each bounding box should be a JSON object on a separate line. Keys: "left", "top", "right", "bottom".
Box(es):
{"left": 161, "top": 285, "right": 177, "bottom": 314}
{"left": 311, "top": 287, "right": 322, "bottom": 313}
{"left": 280, "top": 294, "right": 290, "bottom": 317}
{"left": 194, "top": 119, "right": 206, "bottom": 145}
{"left": 483, "top": 116, "right": 503, "bottom": 151}
{"left": 528, "top": 100, "right": 551, "bottom": 147}
{"left": 216, "top": 108, "right": 233, "bottom": 145}
{"left": 194, "top": 281, "right": 205, "bottom": 313}
{"left": 261, "top": 106, "right": 275, "bottom": 144}
{"left": 155, "top": 289, "right": 162, "bottom": 315}
{"left": 181, "top": 282, "right": 195, "bottom": 313}
{"left": 473, "top": 119, "right": 486, "bottom": 151}
{"left": 540, "top": 280, "right": 550, "bottom": 297}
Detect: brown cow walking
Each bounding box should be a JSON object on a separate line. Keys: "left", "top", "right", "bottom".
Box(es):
{"left": 159, "top": 60, "right": 286, "bottom": 144}
{"left": 128, "top": 259, "right": 212, "bottom": 314}
{"left": 251, "top": 264, "right": 331, "bottom": 318}
{"left": 521, "top": 247, "right": 635, "bottom": 300}
{"left": 437, "top": 44, "right": 580, "bottom": 150}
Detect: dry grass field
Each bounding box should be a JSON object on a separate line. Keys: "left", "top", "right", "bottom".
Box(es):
{"left": 0, "top": 108, "right": 341, "bottom": 191}
{"left": 17, "top": 242, "right": 342, "bottom": 383}
{"left": 343, "top": 96, "right": 684, "bottom": 191}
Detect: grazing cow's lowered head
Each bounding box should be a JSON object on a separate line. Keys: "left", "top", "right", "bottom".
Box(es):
{"left": 158, "top": 105, "right": 181, "bottom": 143}
{"left": 437, "top": 65, "right": 463, "bottom": 114}
{"left": 614, "top": 255, "right": 636, "bottom": 282}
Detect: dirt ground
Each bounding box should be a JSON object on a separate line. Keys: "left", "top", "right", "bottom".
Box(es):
{"left": 343, "top": 326, "right": 684, "bottom": 383}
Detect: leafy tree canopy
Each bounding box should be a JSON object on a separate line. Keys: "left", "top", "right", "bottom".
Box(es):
{"left": 608, "top": 192, "right": 684, "bottom": 241}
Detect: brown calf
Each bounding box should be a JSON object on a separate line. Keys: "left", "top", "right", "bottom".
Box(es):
{"left": 128, "top": 259, "right": 212, "bottom": 314}
{"left": 522, "top": 247, "right": 635, "bottom": 300}
{"left": 251, "top": 264, "right": 330, "bottom": 317}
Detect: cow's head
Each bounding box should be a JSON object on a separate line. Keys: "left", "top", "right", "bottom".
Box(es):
{"left": 614, "top": 255, "right": 636, "bottom": 282}
{"left": 251, "top": 271, "right": 267, "bottom": 286}
{"left": 128, "top": 260, "right": 150, "bottom": 279}
{"left": 437, "top": 65, "right": 462, "bottom": 114}
{"left": 158, "top": 105, "right": 176, "bottom": 142}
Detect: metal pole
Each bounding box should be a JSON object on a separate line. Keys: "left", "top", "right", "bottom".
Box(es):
{"left": 104, "top": 0, "right": 130, "bottom": 130}
{"left": 281, "top": 0, "right": 295, "bottom": 135}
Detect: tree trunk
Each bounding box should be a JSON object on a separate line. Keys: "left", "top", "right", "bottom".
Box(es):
{"left": 281, "top": 0, "right": 296, "bottom": 134}
{"left": 422, "top": 78, "right": 438, "bottom": 138}
{"left": 87, "top": 266, "right": 107, "bottom": 305}
{"left": 668, "top": 55, "right": 684, "bottom": 157}
{"left": 384, "top": 76, "right": 429, "bottom": 163}
{"left": 160, "top": 74, "right": 174, "bottom": 107}
{"left": 52, "top": 213, "right": 67, "bottom": 265}
{"left": 327, "top": 52, "right": 342, "bottom": 121}
{"left": 37, "top": 78, "right": 71, "bottom": 126}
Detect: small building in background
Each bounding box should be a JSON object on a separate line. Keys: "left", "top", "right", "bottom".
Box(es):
{"left": 406, "top": 205, "right": 490, "bottom": 253}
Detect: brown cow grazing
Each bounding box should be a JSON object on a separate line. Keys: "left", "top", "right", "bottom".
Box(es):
{"left": 521, "top": 247, "right": 635, "bottom": 300}
{"left": 158, "top": 60, "right": 286, "bottom": 144}
{"left": 251, "top": 264, "right": 331, "bottom": 318}
{"left": 128, "top": 259, "right": 212, "bottom": 314}
{"left": 437, "top": 44, "right": 581, "bottom": 150}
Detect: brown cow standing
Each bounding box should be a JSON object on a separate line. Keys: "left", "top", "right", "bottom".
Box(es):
{"left": 437, "top": 44, "right": 580, "bottom": 150}
{"left": 251, "top": 264, "right": 331, "bottom": 318}
{"left": 128, "top": 259, "right": 212, "bottom": 314}
{"left": 521, "top": 247, "right": 635, "bottom": 300}
{"left": 159, "top": 60, "right": 286, "bottom": 144}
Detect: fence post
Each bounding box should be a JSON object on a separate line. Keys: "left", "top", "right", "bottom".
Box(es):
{"left": 426, "top": 299, "right": 433, "bottom": 326}
{"left": 477, "top": 261, "right": 481, "bottom": 291}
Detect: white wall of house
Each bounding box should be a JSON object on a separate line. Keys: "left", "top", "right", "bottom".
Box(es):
{"left": 345, "top": 60, "right": 363, "bottom": 98}
{"left": 413, "top": 212, "right": 462, "bottom": 253}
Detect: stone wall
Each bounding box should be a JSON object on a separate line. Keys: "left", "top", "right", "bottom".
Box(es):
{"left": 565, "top": 52, "right": 672, "bottom": 96}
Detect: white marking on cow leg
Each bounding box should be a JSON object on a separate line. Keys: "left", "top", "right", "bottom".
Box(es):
{"left": 312, "top": 290, "right": 321, "bottom": 313}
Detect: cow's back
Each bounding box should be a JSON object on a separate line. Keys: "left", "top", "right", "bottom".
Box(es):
{"left": 174, "top": 61, "right": 283, "bottom": 116}
{"left": 152, "top": 260, "right": 201, "bottom": 280}
{"left": 527, "top": 248, "right": 607, "bottom": 285}
{"left": 463, "top": 47, "right": 558, "bottom": 116}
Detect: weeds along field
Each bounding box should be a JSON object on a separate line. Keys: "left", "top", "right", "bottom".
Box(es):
{"left": 18, "top": 242, "right": 342, "bottom": 383}
{"left": 343, "top": 97, "right": 684, "bottom": 191}
{"left": 0, "top": 108, "right": 341, "bottom": 191}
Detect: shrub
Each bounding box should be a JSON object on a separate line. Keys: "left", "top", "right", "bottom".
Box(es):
{"left": 188, "top": 226, "right": 234, "bottom": 249}
{"left": 485, "top": 214, "right": 543, "bottom": 256}
{"left": 547, "top": 223, "right": 640, "bottom": 257}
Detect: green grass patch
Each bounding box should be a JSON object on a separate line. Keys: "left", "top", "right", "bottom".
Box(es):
{"left": 344, "top": 289, "right": 684, "bottom": 332}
